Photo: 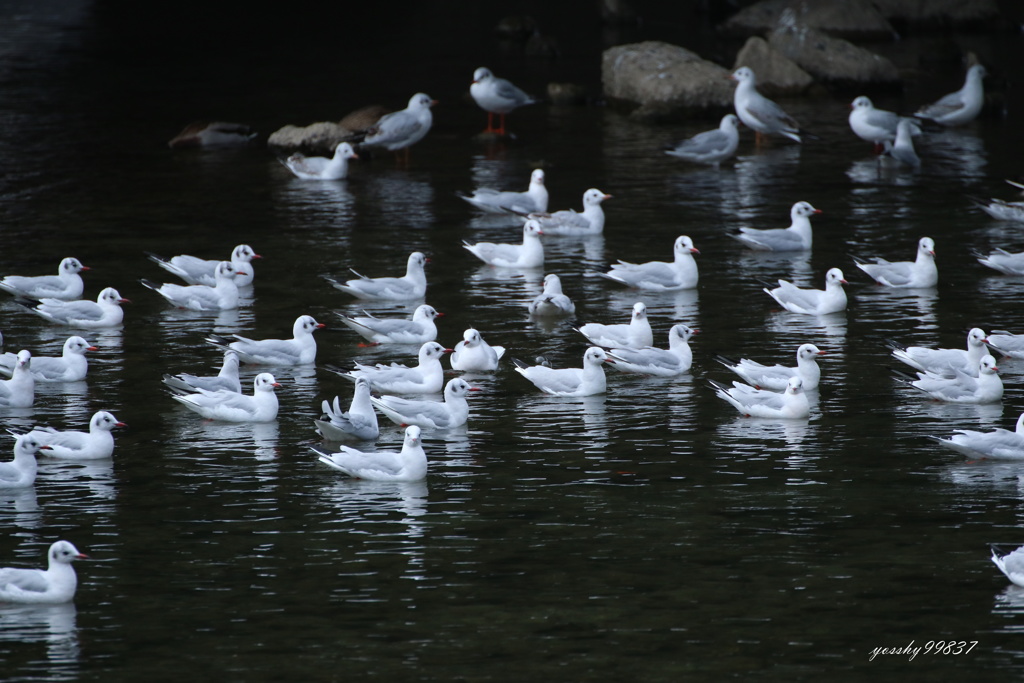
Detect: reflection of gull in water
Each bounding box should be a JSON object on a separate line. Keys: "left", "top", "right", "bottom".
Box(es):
{"left": 764, "top": 309, "right": 847, "bottom": 340}
{"left": 734, "top": 249, "right": 813, "bottom": 285}
{"left": 319, "top": 479, "right": 428, "bottom": 528}
{"left": 993, "top": 584, "right": 1024, "bottom": 624}
{"left": 715, "top": 416, "right": 813, "bottom": 452}
{"left": 515, "top": 393, "right": 609, "bottom": 449}
{"left": 0, "top": 602, "right": 79, "bottom": 670}
{"left": 36, "top": 459, "right": 117, "bottom": 505}
{"left": 183, "top": 420, "right": 281, "bottom": 461}
{"left": 0, "top": 487, "right": 40, "bottom": 529}
{"left": 925, "top": 129, "right": 987, "bottom": 185}
{"left": 851, "top": 284, "right": 937, "bottom": 330}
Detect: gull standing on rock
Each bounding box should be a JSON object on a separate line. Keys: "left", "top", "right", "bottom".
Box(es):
{"left": 663, "top": 114, "right": 740, "bottom": 166}
{"left": 0, "top": 540, "right": 87, "bottom": 603}
{"left": 206, "top": 315, "right": 324, "bottom": 366}
{"left": 0, "top": 257, "right": 89, "bottom": 301}
{"left": 0, "top": 336, "right": 95, "bottom": 383}
{"left": 513, "top": 347, "right": 612, "bottom": 397}
{"left": 463, "top": 220, "right": 544, "bottom": 269}
{"left": 23, "top": 287, "right": 128, "bottom": 329}
{"left": 730, "top": 66, "right": 804, "bottom": 144}
{"left": 470, "top": 67, "right": 538, "bottom": 136}
{"left": 314, "top": 378, "right": 379, "bottom": 442}
{"left": 313, "top": 425, "right": 427, "bottom": 481}
{"left": 147, "top": 244, "right": 260, "bottom": 287}
{"left": 528, "top": 273, "right": 575, "bottom": 317}
{"left": 599, "top": 235, "right": 699, "bottom": 291}
{"left": 283, "top": 141, "right": 358, "bottom": 180}
{"left": 763, "top": 268, "right": 848, "bottom": 316}
{"left": 28, "top": 411, "right": 125, "bottom": 460}
{"left": 915, "top": 64, "right": 986, "bottom": 127}
{"left": 457, "top": 168, "right": 548, "bottom": 215}
{"left": 854, "top": 237, "right": 937, "bottom": 288}
{"left": 325, "top": 252, "right": 428, "bottom": 301}
{"left": 732, "top": 201, "right": 821, "bottom": 252}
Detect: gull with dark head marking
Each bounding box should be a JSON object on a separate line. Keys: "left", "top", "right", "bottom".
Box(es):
{"left": 606, "top": 324, "right": 698, "bottom": 377}
{"left": 206, "top": 315, "right": 324, "bottom": 366}
{"left": 28, "top": 410, "right": 125, "bottom": 460}
{"left": 147, "top": 244, "right": 260, "bottom": 287}
{"left": 0, "top": 336, "right": 95, "bottom": 382}
{"left": 848, "top": 96, "right": 899, "bottom": 151}
{"left": 896, "top": 355, "right": 1002, "bottom": 404}
{"left": 763, "top": 268, "right": 848, "bottom": 316}
{"left": 371, "top": 377, "right": 480, "bottom": 430}
{"left": 451, "top": 328, "right": 505, "bottom": 372}
{"left": 0, "top": 350, "right": 34, "bottom": 407}
{"left": 715, "top": 343, "right": 825, "bottom": 392}
{"left": 513, "top": 347, "right": 612, "bottom": 397}
{"left": 0, "top": 434, "right": 50, "bottom": 488}
{"left": 0, "top": 540, "right": 87, "bottom": 603}
{"left": 599, "top": 235, "right": 699, "bottom": 291}
{"left": 0, "top": 257, "right": 89, "bottom": 301}
{"left": 23, "top": 287, "right": 128, "bottom": 328}
{"left": 518, "top": 188, "right": 611, "bottom": 237}
{"left": 711, "top": 376, "right": 810, "bottom": 419}
{"left": 338, "top": 304, "right": 441, "bottom": 346}
{"left": 172, "top": 373, "right": 281, "bottom": 422}
{"left": 330, "top": 341, "right": 451, "bottom": 395}
{"left": 470, "top": 67, "right": 538, "bottom": 136}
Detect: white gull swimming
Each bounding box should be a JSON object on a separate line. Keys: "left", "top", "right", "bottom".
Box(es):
{"left": 577, "top": 302, "right": 653, "bottom": 349}
{"left": 172, "top": 372, "right": 281, "bottom": 422}
{"left": 664, "top": 114, "right": 740, "bottom": 166}
{"left": 333, "top": 341, "right": 450, "bottom": 395}
{"left": 147, "top": 244, "right": 260, "bottom": 287}
{"left": 513, "top": 347, "right": 612, "bottom": 397}
{"left": 528, "top": 273, "right": 576, "bottom": 317}
{"left": 764, "top": 268, "right": 848, "bottom": 316}
{"left": 711, "top": 376, "right": 810, "bottom": 419}
{"left": 325, "top": 251, "right": 428, "bottom": 301}
{"left": 338, "top": 304, "right": 441, "bottom": 345}
{"left": 141, "top": 261, "right": 244, "bottom": 311}
{"left": 897, "top": 355, "right": 1002, "bottom": 404}
{"left": 0, "top": 336, "right": 95, "bottom": 383}
{"left": 0, "top": 257, "right": 89, "bottom": 301}
{"left": 450, "top": 328, "right": 505, "bottom": 372}
{"left": 28, "top": 411, "right": 125, "bottom": 460}
{"left": 313, "top": 425, "right": 426, "bottom": 481}
{"left": 930, "top": 412, "right": 1024, "bottom": 461}
{"left": 598, "top": 235, "right": 699, "bottom": 291}
{"left": 733, "top": 201, "right": 820, "bottom": 252}
{"left": 0, "top": 541, "right": 87, "bottom": 604}
{"left": 606, "top": 324, "right": 697, "bottom": 377}
{"left": 854, "top": 237, "right": 937, "bottom": 288}
{"left": 314, "top": 377, "right": 379, "bottom": 442}
{"left": 206, "top": 315, "right": 324, "bottom": 366}
{"left": 457, "top": 168, "right": 548, "bottom": 215}
{"left": 518, "top": 188, "right": 610, "bottom": 236}
{"left": 886, "top": 327, "right": 988, "bottom": 375}
{"left": 24, "top": 287, "right": 128, "bottom": 328}
{"left": 0, "top": 350, "right": 34, "bottom": 407}
{"left": 0, "top": 434, "right": 50, "bottom": 489}
{"left": 371, "top": 377, "right": 479, "bottom": 430}
{"left": 163, "top": 350, "right": 241, "bottom": 394}
{"left": 283, "top": 141, "right": 358, "bottom": 180}
{"left": 463, "top": 220, "right": 544, "bottom": 269}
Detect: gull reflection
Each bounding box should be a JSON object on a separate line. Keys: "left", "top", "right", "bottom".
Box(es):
{"left": 941, "top": 459, "right": 1024, "bottom": 495}
{"left": 846, "top": 157, "right": 919, "bottom": 188}
{"left": 36, "top": 458, "right": 117, "bottom": 503}
{"left": 318, "top": 479, "right": 429, "bottom": 544}
{"left": 716, "top": 415, "right": 813, "bottom": 452}
{"left": 175, "top": 417, "right": 281, "bottom": 461}
{"left": 993, "top": 584, "right": 1024, "bottom": 627}
{"left": 926, "top": 129, "right": 987, "bottom": 186}
{"left": 0, "top": 602, "right": 79, "bottom": 672}
{"left": 764, "top": 309, "right": 847, "bottom": 340}
{"left": 734, "top": 249, "right": 813, "bottom": 285}
{"left": 852, "top": 285, "right": 937, "bottom": 331}
{"left": 0, "top": 487, "right": 40, "bottom": 528}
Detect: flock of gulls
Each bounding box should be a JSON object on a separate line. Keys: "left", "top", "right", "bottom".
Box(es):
{"left": 2, "top": 58, "right": 1023, "bottom": 602}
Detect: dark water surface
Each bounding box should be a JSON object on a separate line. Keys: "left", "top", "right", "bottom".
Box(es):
{"left": 4, "top": 1, "right": 1024, "bottom": 680}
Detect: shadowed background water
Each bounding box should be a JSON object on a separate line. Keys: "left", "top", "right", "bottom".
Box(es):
{"left": 3, "top": 0, "right": 1024, "bottom": 680}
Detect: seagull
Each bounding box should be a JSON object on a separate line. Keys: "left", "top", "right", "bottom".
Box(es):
{"left": 171, "top": 372, "right": 281, "bottom": 422}
{"left": 848, "top": 96, "right": 899, "bottom": 151}
{"left": 886, "top": 328, "right": 989, "bottom": 375}
{"left": 457, "top": 168, "right": 548, "bottom": 215}
{"left": 763, "top": 268, "right": 848, "bottom": 316}
{"left": 338, "top": 304, "right": 441, "bottom": 346}
{"left": 732, "top": 201, "right": 821, "bottom": 251}
{"left": 470, "top": 67, "right": 538, "bottom": 136}
{"left": 915, "top": 64, "right": 986, "bottom": 127}
{"left": 22, "top": 287, "right": 129, "bottom": 328}
{"left": 324, "top": 252, "right": 428, "bottom": 301}
{"left": 168, "top": 121, "right": 257, "bottom": 149}
{"left": 146, "top": 244, "right": 261, "bottom": 287}
{"left": 0, "top": 350, "right": 34, "bottom": 407}
{"left": 313, "top": 425, "right": 427, "bottom": 481}
{"left": 663, "top": 114, "right": 740, "bottom": 166}
{"left": 606, "top": 324, "right": 698, "bottom": 377}
{"left": 974, "top": 180, "right": 1024, "bottom": 222}
{"left": 518, "top": 188, "right": 611, "bottom": 237}
{"left": 206, "top": 315, "right": 324, "bottom": 366}
{"left": 929, "top": 412, "right": 1024, "bottom": 461}
{"left": 577, "top": 302, "right": 653, "bottom": 348}
{"left": 976, "top": 247, "right": 1024, "bottom": 274}
{"left": 371, "top": 377, "right": 480, "bottom": 429}
{"left": 854, "top": 237, "right": 937, "bottom": 288}
{"left": 598, "top": 235, "right": 699, "bottom": 291}
{"left": 463, "top": 220, "right": 544, "bottom": 269}
{"left": 361, "top": 93, "right": 436, "bottom": 161}
{"left": 882, "top": 117, "right": 921, "bottom": 169}
{"left": 0, "top": 540, "right": 87, "bottom": 603}
{"left": 991, "top": 544, "right": 1024, "bottom": 587}
{"left": 715, "top": 343, "right": 826, "bottom": 392}
{"left": 141, "top": 261, "right": 244, "bottom": 311}
{"left": 528, "top": 273, "right": 576, "bottom": 317}
{"left": 897, "top": 354, "right": 1002, "bottom": 404}
{"left": 0, "top": 257, "right": 89, "bottom": 301}
{"left": 314, "top": 377, "right": 379, "bottom": 442}
{"left": 730, "top": 66, "right": 804, "bottom": 143}
{"left": 0, "top": 336, "right": 95, "bottom": 382}
{"left": 332, "top": 341, "right": 451, "bottom": 395}
{"left": 513, "top": 347, "right": 612, "bottom": 397}
{"left": 27, "top": 411, "right": 125, "bottom": 460}
{"left": 711, "top": 376, "right": 811, "bottom": 419}
{"left": 0, "top": 434, "right": 50, "bottom": 489}
{"left": 162, "top": 351, "right": 242, "bottom": 394}
{"left": 983, "top": 331, "right": 1024, "bottom": 359}
{"left": 282, "top": 141, "right": 358, "bottom": 180}
{"left": 450, "top": 328, "right": 505, "bottom": 372}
